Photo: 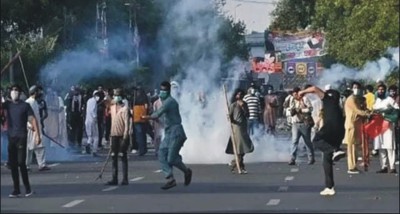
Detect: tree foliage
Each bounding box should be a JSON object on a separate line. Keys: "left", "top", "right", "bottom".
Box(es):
{"left": 312, "top": 0, "right": 399, "bottom": 68}
{"left": 269, "top": 0, "right": 316, "bottom": 31}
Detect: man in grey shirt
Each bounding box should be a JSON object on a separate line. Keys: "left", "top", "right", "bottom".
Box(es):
{"left": 142, "top": 81, "right": 192, "bottom": 190}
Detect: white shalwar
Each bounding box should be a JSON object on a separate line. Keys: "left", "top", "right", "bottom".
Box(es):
{"left": 85, "top": 97, "right": 99, "bottom": 153}
{"left": 373, "top": 96, "right": 399, "bottom": 170}
{"left": 25, "top": 97, "right": 47, "bottom": 169}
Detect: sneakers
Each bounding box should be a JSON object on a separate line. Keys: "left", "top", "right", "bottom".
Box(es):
{"left": 184, "top": 168, "right": 192, "bottom": 186}
{"left": 320, "top": 187, "right": 335, "bottom": 196}
{"left": 25, "top": 190, "right": 34, "bottom": 197}
{"left": 131, "top": 150, "right": 137, "bottom": 154}
{"left": 239, "top": 169, "right": 248, "bottom": 174}
{"left": 9, "top": 190, "right": 21, "bottom": 198}
{"left": 332, "top": 150, "right": 346, "bottom": 162}
{"left": 161, "top": 179, "right": 177, "bottom": 190}
{"left": 347, "top": 169, "right": 360, "bottom": 174}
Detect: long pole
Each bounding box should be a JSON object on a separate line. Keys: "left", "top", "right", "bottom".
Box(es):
{"left": 17, "top": 53, "right": 30, "bottom": 91}
{"left": 223, "top": 85, "right": 242, "bottom": 174}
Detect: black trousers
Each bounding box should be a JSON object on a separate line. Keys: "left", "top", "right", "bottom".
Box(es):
{"left": 313, "top": 138, "right": 336, "bottom": 189}
{"left": 97, "top": 117, "right": 104, "bottom": 148}
{"left": 8, "top": 136, "right": 31, "bottom": 193}
{"left": 105, "top": 116, "right": 111, "bottom": 142}
{"left": 110, "top": 136, "right": 129, "bottom": 181}
{"left": 68, "top": 112, "right": 83, "bottom": 147}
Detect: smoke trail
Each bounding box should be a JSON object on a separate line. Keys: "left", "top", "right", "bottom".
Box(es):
{"left": 157, "top": 0, "right": 291, "bottom": 164}
{"left": 318, "top": 47, "right": 399, "bottom": 88}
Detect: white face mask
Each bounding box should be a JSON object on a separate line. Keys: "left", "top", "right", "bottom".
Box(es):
{"left": 95, "top": 96, "right": 100, "bottom": 101}
{"left": 353, "top": 88, "right": 360, "bottom": 96}
{"left": 267, "top": 90, "right": 272, "bottom": 94}
{"left": 250, "top": 89, "right": 255, "bottom": 94}
{"left": 10, "top": 91, "right": 19, "bottom": 101}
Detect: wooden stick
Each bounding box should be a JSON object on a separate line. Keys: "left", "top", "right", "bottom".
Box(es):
{"left": 223, "top": 84, "right": 242, "bottom": 174}
{"left": 18, "top": 54, "right": 30, "bottom": 91}
{"left": 1, "top": 51, "right": 21, "bottom": 76}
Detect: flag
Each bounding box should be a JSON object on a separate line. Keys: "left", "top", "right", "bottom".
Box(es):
{"left": 363, "top": 114, "right": 390, "bottom": 139}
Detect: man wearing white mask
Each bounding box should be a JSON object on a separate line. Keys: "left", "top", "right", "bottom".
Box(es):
{"left": 3, "top": 84, "right": 40, "bottom": 197}
{"left": 84, "top": 90, "right": 100, "bottom": 156}
{"left": 343, "top": 81, "right": 370, "bottom": 174}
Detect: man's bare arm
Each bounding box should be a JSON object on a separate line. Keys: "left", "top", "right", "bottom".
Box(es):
{"left": 299, "top": 86, "right": 325, "bottom": 99}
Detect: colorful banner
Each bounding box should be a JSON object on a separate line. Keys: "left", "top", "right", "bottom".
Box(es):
{"left": 251, "top": 53, "right": 283, "bottom": 73}
{"left": 270, "top": 32, "right": 326, "bottom": 61}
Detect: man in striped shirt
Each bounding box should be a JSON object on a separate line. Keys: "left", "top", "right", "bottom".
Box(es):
{"left": 243, "top": 86, "right": 261, "bottom": 136}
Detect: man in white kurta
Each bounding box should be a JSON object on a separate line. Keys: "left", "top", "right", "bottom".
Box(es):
{"left": 373, "top": 85, "right": 399, "bottom": 174}
{"left": 84, "top": 91, "right": 99, "bottom": 156}
{"left": 26, "top": 86, "right": 50, "bottom": 171}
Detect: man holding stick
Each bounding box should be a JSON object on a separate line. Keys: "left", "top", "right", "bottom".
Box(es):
{"left": 142, "top": 81, "right": 192, "bottom": 190}
{"left": 225, "top": 88, "right": 254, "bottom": 174}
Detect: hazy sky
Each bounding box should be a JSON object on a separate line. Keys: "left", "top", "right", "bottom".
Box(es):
{"left": 222, "top": 0, "right": 277, "bottom": 34}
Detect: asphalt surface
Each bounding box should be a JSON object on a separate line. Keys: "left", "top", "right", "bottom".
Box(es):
{"left": 1, "top": 147, "right": 399, "bottom": 213}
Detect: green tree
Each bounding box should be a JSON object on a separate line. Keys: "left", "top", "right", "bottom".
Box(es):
{"left": 312, "top": 0, "right": 399, "bottom": 67}
{"left": 270, "top": 0, "right": 316, "bottom": 31}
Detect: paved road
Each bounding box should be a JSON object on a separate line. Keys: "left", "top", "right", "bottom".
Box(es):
{"left": 1, "top": 149, "right": 399, "bottom": 213}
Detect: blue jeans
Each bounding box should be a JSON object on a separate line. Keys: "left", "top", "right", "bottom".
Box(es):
{"left": 1, "top": 131, "right": 8, "bottom": 162}
{"left": 247, "top": 119, "right": 259, "bottom": 136}
{"left": 290, "top": 123, "right": 314, "bottom": 161}
{"left": 158, "top": 139, "right": 188, "bottom": 179}
{"left": 134, "top": 123, "right": 147, "bottom": 155}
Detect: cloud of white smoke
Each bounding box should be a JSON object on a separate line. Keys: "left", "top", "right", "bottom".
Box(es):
{"left": 318, "top": 47, "right": 399, "bottom": 88}
{"left": 157, "top": 0, "right": 291, "bottom": 164}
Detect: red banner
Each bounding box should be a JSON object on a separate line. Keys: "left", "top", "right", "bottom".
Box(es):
{"left": 363, "top": 114, "right": 390, "bottom": 139}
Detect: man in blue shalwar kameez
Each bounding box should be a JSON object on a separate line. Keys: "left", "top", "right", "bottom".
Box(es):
{"left": 142, "top": 81, "right": 192, "bottom": 190}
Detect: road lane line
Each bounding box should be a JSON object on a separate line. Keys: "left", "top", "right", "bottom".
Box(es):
{"left": 285, "top": 176, "right": 294, "bottom": 181}
{"left": 47, "top": 163, "right": 60, "bottom": 167}
{"left": 278, "top": 186, "right": 289, "bottom": 192}
{"left": 130, "top": 176, "right": 144, "bottom": 182}
{"left": 290, "top": 168, "right": 299, "bottom": 172}
{"left": 266, "top": 199, "right": 280, "bottom": 206}
{"left": 153, "top": 170, "right": 162, "bottom": 173}
{"left": 62, "top": 200, "right": 85, "bottom": 208}
{"left": 102, "top": 186, "right": 118, "bottom": 192}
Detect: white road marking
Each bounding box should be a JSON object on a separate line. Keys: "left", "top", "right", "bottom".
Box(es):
{"left": 47, "top": 163, "right": 60, "bottom": 167}
{"left": 153, "top": 170, "right": 162, "bottom": 173}
{"left": 290, "top": 168, "right": 299, "bottom": 172}
{"left": 102, "top": 186, "right": 118, "bottom": 192}
{"left": 266, "top": 199, "right": 280, "bottom": 206}
{"left": 62, "top": 200, "right": 85, "bottom": 208}
{"left": 278, "top": 186, "right": 289, "bottom": 192}
{"left": 285, "top": 176, "right": 294, "bottom": 181}
{"left": 130, "top": 176, "right": 144, "bottom": 182}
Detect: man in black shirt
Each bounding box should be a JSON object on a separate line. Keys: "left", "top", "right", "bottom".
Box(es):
{"left": 299, "top": 86, "right": 346, "bottom": 196}
{"left": 3, "top": 84, "right": 41, "bottom": 198}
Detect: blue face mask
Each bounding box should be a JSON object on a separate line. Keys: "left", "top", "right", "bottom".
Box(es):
{"left": 113, "top": 96, "right": 122, "bottom": 103}
{"left": 159, "top": 90, "right": 169, "bottom": 100}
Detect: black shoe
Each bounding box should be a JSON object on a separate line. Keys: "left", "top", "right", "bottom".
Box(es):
{"left": 38, "top": 166, "right": 51, "bottom": 171}
{"left": 92, "top": 152, "right": 99, "bottom": 157}
{"left": 288, "top": 160, "right": 296, "bottom": 165}
{"left": 106, "top": 180, "right": 118, "bottom": 186}
{"left": 376, "top": 168, "right": 388, "bottom": 173}
{"left": 161, "top": 179, "right": 177, "bottom": 190}
{"left": 184, "top": 168, "right": 192, "bottom": 186}
{"left": 120, "top": 180, "right": 129, "bottom": 185}
{"left": 389, "top": 169, "right": 397, "bottom": 174}
{"left": 308, "top": 159, "right": 315, "bottom": 165}
{"left": 9, "top": 190, "right": 21, "bottom": 198}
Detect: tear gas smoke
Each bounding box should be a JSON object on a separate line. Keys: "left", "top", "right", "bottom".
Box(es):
{"left": 318, "top": 47, "right": 399, "bottom": 88}
{"left": 157, "top": 0, "right": 291, "bottom": 164}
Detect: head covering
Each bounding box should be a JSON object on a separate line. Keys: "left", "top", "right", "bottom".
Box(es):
{"left": 324, "top": 84, "right": 331, "bottom": 91}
